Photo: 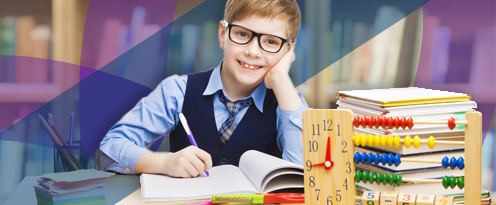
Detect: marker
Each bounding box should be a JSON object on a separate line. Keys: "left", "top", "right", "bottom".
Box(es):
{"left": 212, "top": 193, "right": 304, "bottom": 204}
{"left": 178, "top": 112, "right": 209, "bottom": 176}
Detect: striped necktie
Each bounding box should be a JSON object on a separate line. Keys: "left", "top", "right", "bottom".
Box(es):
{"left": 218, "top": 94, "right": 253, "bottom": 144}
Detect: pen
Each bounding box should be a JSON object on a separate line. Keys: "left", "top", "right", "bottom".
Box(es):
{"left": 178, "top": 112, "right": 210, "bottom": 176}
{"left": 212, "top": 193, "right": 304, "bottom": 204}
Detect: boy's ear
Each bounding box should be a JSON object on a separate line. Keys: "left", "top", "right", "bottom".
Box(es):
{"left": 218, "top": 21, "right": 227, "bottom": 48}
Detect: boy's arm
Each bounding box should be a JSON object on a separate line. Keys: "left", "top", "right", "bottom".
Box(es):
{"left": 265, "top": 46, "right": 308, "bottom": 165}
{"left": 99, "top": 75, "right": 212, "bottom": 177}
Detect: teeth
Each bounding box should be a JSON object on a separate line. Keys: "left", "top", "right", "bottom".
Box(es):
{"left": 240, "top": 61, "right": 260, "bottom": 70}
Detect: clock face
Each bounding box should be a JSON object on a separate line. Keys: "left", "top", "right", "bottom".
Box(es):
{"left": 302, "top": 109, "right": 356, "bottom": 205}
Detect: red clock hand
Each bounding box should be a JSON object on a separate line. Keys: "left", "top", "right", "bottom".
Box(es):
{"left": 312, "top": 137, "right": 334, "bottom": 170}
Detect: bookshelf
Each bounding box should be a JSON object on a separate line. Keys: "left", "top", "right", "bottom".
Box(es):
{"left": 0, "top": 0, "right": 89, "bottom": 103}
{"left": 296, "top": 5, "right": 422, "bottom": 109}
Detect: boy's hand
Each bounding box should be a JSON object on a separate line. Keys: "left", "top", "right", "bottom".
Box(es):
{"left": 264, "top": 45, "right": 295, "bottom": 89}
{"left": 163, "top": 146, "right": 213, "bottom": 178}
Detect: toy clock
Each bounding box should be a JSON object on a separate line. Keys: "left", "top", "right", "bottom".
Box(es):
{"left": 302, "top": 109, "right": 356, "bottom": 205}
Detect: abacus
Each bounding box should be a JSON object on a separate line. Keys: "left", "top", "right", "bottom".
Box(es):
{"left": 302, "top": 109, "right": 482, "bottom": 205}
{"left": 353, "top": 112, "right": 482, "bottom": 204}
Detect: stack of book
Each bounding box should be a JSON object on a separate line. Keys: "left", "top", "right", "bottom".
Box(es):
{"left": 33, "top": 169, "right": 114, "bottom": 205}
{"left": 336, "top": 88, "right": 490, "bottom": 203}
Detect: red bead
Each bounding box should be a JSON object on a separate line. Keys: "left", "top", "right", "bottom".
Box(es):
{"left": 361, "top": 116, "right": 368, "bottom": 128}
{"left": 394, "top": 117, "right": 400, "bottom": 129}
{"left": 354, "top": 116, "right": 360, "bottom": 128}
{"left": 374, "top": 116, "right": 381, "bottom": 129}
{"left": 448, "top": 117, "right": 456, "bottom": 130}
{"left": 407, "top": 117, "right": 413, "bottom": 129}
{"left": 387, "top": 116, "right": 394, "bottom": 129}
{"left": 367, "top": 116, "right": 374, "bottom": 128}
{"left": 400, "top": 117, "right": 407, "bottom": 129}
{"left": 381, "top": 116, "right": 388, "bottom": 129}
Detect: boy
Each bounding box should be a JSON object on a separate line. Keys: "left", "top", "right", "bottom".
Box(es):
{"left": 99, "top": 0, "right": 308, "bottom": 178}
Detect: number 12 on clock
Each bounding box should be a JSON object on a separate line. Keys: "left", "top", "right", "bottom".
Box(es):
{"left": 303, "top": 109, "right": 356, "bottom": 205}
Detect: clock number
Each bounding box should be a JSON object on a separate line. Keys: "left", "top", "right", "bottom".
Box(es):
{"left": 309, "top": 176, "right": 315, "bottom": 188}
{"left": 306, "top": 160, "right": 312, "bottom": 171}
{"left": 343, "top": 178, "right": 348, "bottom": 190}
{"left": 308, "top": 140, "right": 318, "bottom": 152}
{"left": 324, "top": 119, "right": 333, "bottom": 131}
{"left": 336, "top": 190, "right": 341, "bottom": 202}
{"left": 312, "top": 124, "right": 321, "bottom": 135}
{"left": 342, "top": 141, "right": 347, "bottom": 153}
{"left": 403, "top": 194, "right": 411, "bottom": 201}
{"left": 346, "top": 162, "right": 351, "bottom": 173}
{"left": 337, "top": 124, "right": 340, "bottom": 136}
{"left": 315, "top": 189, "right": 320, "bottom": 200}
{"left": 367, "top": 201, "right": 375, "bottom": 205}
{"left": 327, "top": 196, "right": 333, "bottom": 205}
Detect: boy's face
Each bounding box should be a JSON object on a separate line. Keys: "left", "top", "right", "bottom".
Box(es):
{"left": 219, "top": 15, "right": 292, "bottom": 88}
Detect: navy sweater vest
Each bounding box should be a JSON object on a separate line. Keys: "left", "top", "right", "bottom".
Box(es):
{"left": 169, "top": 69, "right": 282, "bottom": 166}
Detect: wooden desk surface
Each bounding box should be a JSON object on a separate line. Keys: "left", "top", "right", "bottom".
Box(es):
{"left": 5, "top": 174, "right": 302, "bottom": 205}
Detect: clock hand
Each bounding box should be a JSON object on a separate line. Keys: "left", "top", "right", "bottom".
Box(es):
{"left": 312, "top": 137, "right": 334, "bottom": 170}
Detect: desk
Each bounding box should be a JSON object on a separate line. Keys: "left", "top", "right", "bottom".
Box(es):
{"left": 5, "top": 175, "right": 301, "bottom": 205}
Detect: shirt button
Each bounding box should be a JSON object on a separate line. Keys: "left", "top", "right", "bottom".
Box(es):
{"left": 220, "top": 158, "right": 228, "bottom": 165}
{"left": 124, "top": 168, "right": 130, "bottom": 173}
{"left": 294, "top": 118, "right": 300, "bottom": 123}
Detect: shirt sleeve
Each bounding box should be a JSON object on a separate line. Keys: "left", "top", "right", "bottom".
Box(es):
{"left": 99, "top": 75, "right": 187, "bottom": 174}
{"left": 276, "top": 91, "right": 309, "bottom": 166}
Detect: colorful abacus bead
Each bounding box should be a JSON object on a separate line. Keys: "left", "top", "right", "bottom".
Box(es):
{"left": 442, "top": 176, "right": 464, "bottom": 189}
{"left": 354, "top": 133, "right": 361, "bottom": 146}
{"left": 354, "top": 116, "right": 361, "bottom": 128}
{"left": 448, "top": 117, "right": 456, "bottom": 130}
{"left": 427, "top": 136, "right": 435, "bottom": 149}
{"left": 413, "top": 135, "right": 421, "bottom": 148}
{"left": 375, "top": 172, "right": 383, "bottom": 185}
{"left": 355, "top": 170, "right": 362, "bottom": 183}
{"left": 441, "top": 156, "right": 465, "bottom": 170}
{"left": 404, "top": 135, "right": 412, "bottom": 148}
{"left": 374, "top": 116, "right": 381, "bottom": 128}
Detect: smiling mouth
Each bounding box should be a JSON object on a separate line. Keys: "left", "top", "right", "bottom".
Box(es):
{"left": 238, "top": 60, "right": 263, "bottom": 70}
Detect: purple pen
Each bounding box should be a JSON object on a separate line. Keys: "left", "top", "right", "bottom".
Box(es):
{"left": 178, "top": 112, "right": 210, "bottom": 176}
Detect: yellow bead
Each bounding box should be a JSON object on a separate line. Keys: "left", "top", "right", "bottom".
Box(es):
{"left": 427, "top": 136, "right": 435, "bottom": 149}
{"left": 354, "top": 133, "right": 361, "bottom": 147}
{"left": 404, "top": 135, "right": 412, "bottom": 148}
{"left": 381, "top": 135, "right": 387, "bottom": 147}
{"left": 367, "top": 134, "right": 374, "bottom": 147}
{"left": 361, "top": 134, "right": 367, "bottom": 147}
{"left": 413, "top": 135, "right": 421, "bottom": 149}
{"left": 387, "top": 135, "right": 394, "bottom": 147}
{"left": 394, "top": 135, "right": 401, "bottom": 148}
{"left": 374, "top": 135, "right": 381, "bottom": 147}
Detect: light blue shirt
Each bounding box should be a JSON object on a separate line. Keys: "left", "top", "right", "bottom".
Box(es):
{"left": 99, "top": 62, "right": 309, "bottom": 174}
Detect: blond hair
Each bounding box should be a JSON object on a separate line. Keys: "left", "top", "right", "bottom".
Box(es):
{"left": 223, "top": 0, "right": 301, "bottom": 41}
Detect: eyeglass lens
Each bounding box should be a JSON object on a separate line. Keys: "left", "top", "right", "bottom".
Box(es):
{"left": 230, "top": 25, "right": 283, "bottom": 53}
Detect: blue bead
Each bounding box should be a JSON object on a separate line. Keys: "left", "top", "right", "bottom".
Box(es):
{"left": 361, "top": 152, "right": 368, "bottom": 164}
{"left": 367, "top": 153, "right": 374, "bottom": 164}
{"left": 450, "top": 157, "right": 457, "bottom": 170}
{"left": 457, "top": 157, "right": 465, "bottom": 170}
{"left": 354, "top": 152, "right": 361, "bottom": 164}
{"left": 442, "top": 156, "right": 449, "bottom": 168}
{"left": 387, "top": 153, "right": 394, "bottom": 166}
{"left": 394, "top": 154, "right": 401, "bottom": 167}
{"left": 374, "top": 153, "right": 381, "bottom": 165}
{"left": 381, "top": 153, "right": 388, "bottom": 166}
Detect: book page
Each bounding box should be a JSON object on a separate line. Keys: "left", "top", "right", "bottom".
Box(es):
{"left": 141, "top": 165, "right": 258, "bottom": 202}
{"left": 238, "top": 150, "right": 303, "bottom": 192}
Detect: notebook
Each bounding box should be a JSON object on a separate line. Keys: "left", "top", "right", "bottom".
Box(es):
{"left": 140, "top": 150, "right": 304, "bottom": 202}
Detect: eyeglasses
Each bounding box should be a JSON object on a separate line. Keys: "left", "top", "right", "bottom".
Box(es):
{"left": 222, "top": 20, "right": 292, "bottom": 53}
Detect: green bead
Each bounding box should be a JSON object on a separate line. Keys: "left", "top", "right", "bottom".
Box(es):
{"left": 457, "top": 176, "right": 464, "bottom": 189}
{"left": 375, "top": 172, "right": 383, "bottom": 185}
{"left": 449, "top": 176, "right": 457, "bottom": 189}
{"left": 388, "top": 174, "right": 396, "bottom": 186}
{"left": 362, "top": 171, "right": 369, "bottom": 184}
{"left": 382, "top": 173, "right": 389, "bottom": 185}
{"left": 355, "top": 170, "right": 362, "bottom": 183}
{"left": 368, "top": 171, "right": 375, "bottom": 184}
{"left": 396, "top": 174, "right": 402, "bottom": 187}
{"left": 442, "top": 176, "right": 449, "bottom": 189}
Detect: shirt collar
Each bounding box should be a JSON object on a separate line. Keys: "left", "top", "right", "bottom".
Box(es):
{"left": 203, "top": 61, "right": 266, "bottom": 113}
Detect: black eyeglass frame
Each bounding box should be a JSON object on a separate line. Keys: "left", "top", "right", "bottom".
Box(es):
{"left": 223, "top": 21, "right": 293, "bottom": 53}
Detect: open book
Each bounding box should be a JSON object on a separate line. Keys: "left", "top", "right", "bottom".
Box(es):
{"left": 140, "top": 150, "right": 304, "bottom": 202}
